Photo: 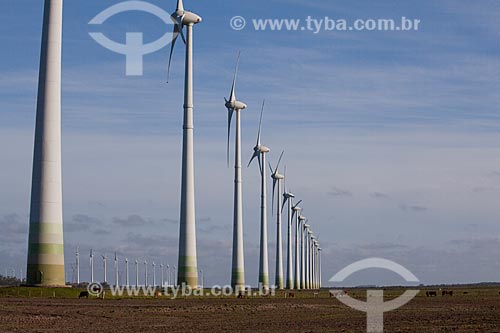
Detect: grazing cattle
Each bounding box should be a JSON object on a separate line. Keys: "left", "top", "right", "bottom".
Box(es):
{"left": 313, "top": 292, "right": 319, "bottom": 298}
{"left": 78, "top": 291, "right": 89, "bottom": 299}
{"left": 288, "top": 292, "right": 295, "bottom": 298}
{"left": 426, "top": 291, "right": 437, "bottom": 297}
{"left": 237, "top": 292, "right": 245, "bottom": 299}
{"left": 442, "top": 290, "right": 453, "bottom": 296}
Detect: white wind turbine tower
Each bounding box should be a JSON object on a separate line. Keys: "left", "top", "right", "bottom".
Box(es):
{"left": 26, "top": 0, "right": 65, "bottom": 287}
{"left": 152, "top": 261, "right": 156, "bottom": 286}
{"left": 144, "top": 260, "right": 148, "bottom": 286}
{"left": 102, "top": 254, "right": 107, "bottom": 284}
{"left": 314, "top": 240, "right": 319, "bottom": 289}
{"left": 318, "top": 247, "right": 322, "bottom": 288}
{"left": 114, "top": 253, "right": 119, "bottom": 287}
{"left": 299, "top": 217, "right": 307, "bottom": 289}
{"left": 167, "top": 264, "right": 170, "bottom": 287}
{"left": 248, "top": 101, "right": 270, "bottom": 290}
{"left": 270, "top": 151, "right": 285, "bottom": 289}
{"left": 225, "top": 52, "right": 248, "bottom": 290}
{"left": 160, "top": 263, "right": 164, "bottom": 286}
{"left": 292, "top": 202, "right": 302, "bottom": 289}
{"left": 310, "top": 234, "right": 315, "bottom": 289}
{"left": 90, "top": 249, "right": 94, "bottom": 283}
{"left": 135, "top": 259, "right": 139, "bottom": 287}
{"left": 306, "top": 229, "right": 312, "bottom": 289}
{"left": 125, "top": 258, "right": 129, "bottom": 287}
{"left": 168, "top": 0, "right": 202, "bottom": 289}
{"left": 282, "top": 172, "right": 295, "bottom": 290}
{"left": 76, "top": 247, "right": 80, "bottom": 285}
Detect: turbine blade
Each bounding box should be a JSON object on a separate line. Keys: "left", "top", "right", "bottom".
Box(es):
{"left": 248, "top": 150, "right": 259, "bottom": 168}
{"left": 274, "top": 150, "right": 285, "bottom": 174}
{"left": 257, "top": 100, "right": 265, "bottom": 146}
{"left": 176, "top": 0, "right": 184, "bottom": 12}
{"left": 281, "top": 196, "right": 288, "bottom": 213}
{"left": 294, "top": 200, "right": 303, "bottom": 209}
{"left": 283, "top": 165, "right": 287, "bottom": 192}
{"left": 167, "top": 24, "right": 180, "bottom": 83}
{"left": 227, "top": 107, "right": 234, "bottom": 167}
{"left": 258, "top": 153, "right": 262, "bottom": 176}
{"left": 176, "top": 16, "right": 186, "bottom": 44}
{"left": 272, "top": 178, "right": 277, "bottom": 215}
{"left": 229, "top": 51, "right": 241, "bottom": 102}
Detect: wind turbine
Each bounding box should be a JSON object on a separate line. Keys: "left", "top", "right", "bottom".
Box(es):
{"left": 152, "top": 261, "right": 156, "bottom": 287}
{"left": 102, "top": 254, "right": 107, "bottom": 284}
{"left": 76, "top": 247, "right": 80, "bottom": 285}
{"left": 225, "top": 52, "right": 247, "bottom": 290}
{"left": 270, "top": 151, "right": 285, "bottom": 289}
{"left": 167, "top": 264, "right": 170, "bottom": 287}
{"left": 167, "top": 0, "right": 202, "bottom": 289}
{"left": 135, "top": 259, "right": 139, "bottom": 287}
{"left": 248, "top": 101, "right": 270, "bottom": 290}
{"left": 299, "top": 217, "right": 307, "bottom": 289}
{"left": 318, "top": 247, "right": 322, "bottom": 288}
{"left": 26, "top": 0, "right": 65, "bottom": 287}
{"left": 125, "top": 258, "right": 129, "bottom": 286}
{"left": 114, "top": 253, "right": 119, "bottom": 287}
{"left": 144, "top": 260, "right": 148, "bottom": 287}
{"left": 90, "top": 249, "right": 94, "bottom": 283}
{"left": 310, "top": 234, "right": 315, "bottom": 289}
{"left": 160, "top": 263, "right": 164, "bottom": 286}
{"left": 282, "top": 172, "right": 295, "bottom": 290}
{"left": 314, "top": 240, "right": 319, "bottom": 289}
{"left": 292, "top": 202, "right": 302, "bottom": 289}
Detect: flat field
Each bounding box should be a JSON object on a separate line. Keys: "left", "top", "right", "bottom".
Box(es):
{"left": 0, "top": 287, "right": 499, "bottom": 332}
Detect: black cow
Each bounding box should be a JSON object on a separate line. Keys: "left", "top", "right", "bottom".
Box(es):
{"left": 78, "top": 291, "right": 89, "bottom": 299}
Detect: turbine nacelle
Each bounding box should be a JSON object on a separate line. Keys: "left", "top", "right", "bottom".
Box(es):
{"left": 283, "top": 192, "right": 295, "bottom": 199}
{"left": 225, "top": 100, "right": 247, "bottom": 111}
{"left": 271, "top": 172, "right": 284, "bottom": 180}
{"left": 180, "top": 11, "right": 202, "bottom": 25}
{"left": 173, "top": 0, "right": 202, "bottom": 25}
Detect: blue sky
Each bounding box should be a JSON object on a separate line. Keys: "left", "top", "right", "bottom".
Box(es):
{"left": 1, "top": 0, "right": 500, "bottom": 286}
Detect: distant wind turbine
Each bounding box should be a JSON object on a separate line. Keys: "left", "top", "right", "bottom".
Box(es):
{"left": 299, "top": 216, "right": 307, "bottom": 289}
{"left": 270, "top": 151, "right": 285, "bottom": 289}
{"left": 76, "top": 247, "right": 80, "bottom": 285}
{"left": 167, "top": 0, "right": 202, "bottom": 289}
{"left": 114, "top": 253, "right": 119, "bottom": 287}
{"left": 282, "top": 171, "right": 295, "bottom": 290}
{"left": 125, "top": 258, "right": 129, "bottom": 286}
{"left": 135, "top": 259, "right": 139, "bottom": 287}
{"left": 102, "top": 254, "right": 107, "bottom": 284}
{"left": 248, "top": 101, "right": 270, "bottom": 290}
{"left": 160, "top": 263, "right": 164, "bottom": 286}
{"left": 152, "top": 261, "right": 156, "bottom": 287}
{"left": 90, "top": 249, "right": 94, "bottom": 283}
{"left": 144, "top": 260, "right": 148, "bottom": 286}
{"left": 292, "top": 202, "right": 302, "bottom": 289}
{"left": 225, "top": 52, "right": 247, "bottom": 290}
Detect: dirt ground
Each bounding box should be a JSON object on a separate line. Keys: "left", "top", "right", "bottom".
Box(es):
{"left": 1, "top": 289, "right": 500, "bottom": 332}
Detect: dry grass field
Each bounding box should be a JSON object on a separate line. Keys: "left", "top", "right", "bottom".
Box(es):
{"left": 0, "top": 287, "right": 500, "bottom": 332}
